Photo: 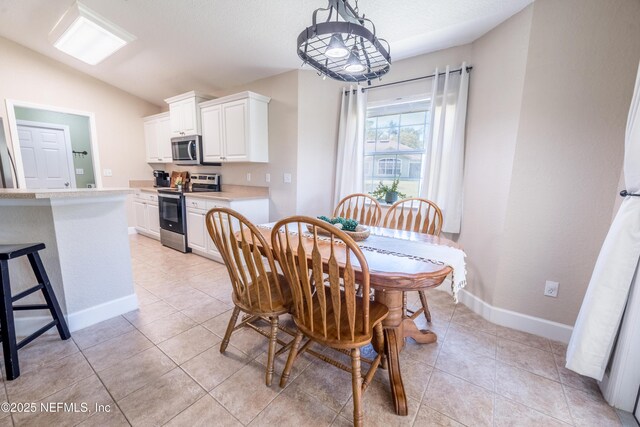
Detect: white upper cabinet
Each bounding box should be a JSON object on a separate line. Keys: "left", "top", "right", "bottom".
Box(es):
{"left": 143, "top": 112, "right": 172, "bottom": 163}
{"left": 165, "top": 91, "right": 212, "bottom": 137}
{"left": 223, "top": 100, "right": 248, "bottom": 161}
{"left": 201, "top": 105, "right": 223, "bottom": 162}
{"left": 200, "top": 91, "right": 270, "bottom": 163}
{"left": 157, "top": 115, "right": 172, "bottom": 160}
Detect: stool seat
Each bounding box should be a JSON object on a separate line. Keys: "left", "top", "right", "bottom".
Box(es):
{"left": 0, "top": 244, "right": 46, "bottom": 260}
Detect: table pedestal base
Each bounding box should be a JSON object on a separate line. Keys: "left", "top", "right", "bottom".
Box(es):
{"left": 374, "top": 288, "right": 438, "bottom": 416}
{"left": 402, "top": 318, "right": 437, "bottom": 344}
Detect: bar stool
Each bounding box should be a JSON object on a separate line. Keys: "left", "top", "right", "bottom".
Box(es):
{"left": 0, "top": 243, "right": 71, "bottom": 380}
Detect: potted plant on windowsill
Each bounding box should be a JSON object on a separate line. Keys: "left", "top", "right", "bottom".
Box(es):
{"left": 370, "top": 179, "right": 406, "bottom": 204}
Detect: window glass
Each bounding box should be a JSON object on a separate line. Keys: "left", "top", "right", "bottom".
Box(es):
{"left": 364, "top": 99, "right": 430, "bottom": 200}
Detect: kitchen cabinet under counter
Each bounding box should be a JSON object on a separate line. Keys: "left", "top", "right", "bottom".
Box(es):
{"left": 0, "top": 188, "right": 138, "bottom": 335}
{"left": 184, "top": 192, "right": 269, "bottom": 262}
{"left": 132, "top": 189, "right": 160, "bottom": 240}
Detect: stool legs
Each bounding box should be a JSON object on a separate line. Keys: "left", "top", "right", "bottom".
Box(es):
{"left": 0, "top": 260, "right": 20, "bottom": 380}
{"left": 27, "top": 252, "right": 70, "bottom": 340}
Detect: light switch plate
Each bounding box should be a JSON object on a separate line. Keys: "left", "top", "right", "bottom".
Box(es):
{"left": 75, "top": 168, "right": 84, "bottom": 175}
{"left": 283, "top": 173, "right": 292, "bottom": 184}
{"left": 265, "top": 173, "right": 271, "bottom": 183}
{"left": 103, "top": 169, "right": 112, "bottom": 177}
{"left": 246, "top": 173, "right": 251, "bottom": 182}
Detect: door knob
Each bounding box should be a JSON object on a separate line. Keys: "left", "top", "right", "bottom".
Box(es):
{"left": 64, "top": 182, "right": 70, "bottom": 187}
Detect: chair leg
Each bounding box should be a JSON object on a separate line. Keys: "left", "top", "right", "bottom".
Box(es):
{"left": 279, "top": 330, "right": 303, "bottom": 388}
{"left": 220, "top": 306, "right": 240, "bottom": 353}
{"left": 351, "top": 347, "right": 364, "bottom": 427}
{"left": 373, "top": 323, "right": 386, "bottom": 369}
{"left": 0, "top": 260, "right": 19, "bottom": 380}
{"left": 27, "top": 252, "right": 70, "bottom": 339}
{"left": 265, "top": 316, "right": 279, "bottom": 386}
{"left": 418, "top": 290, "right": 432, "bottom": 323}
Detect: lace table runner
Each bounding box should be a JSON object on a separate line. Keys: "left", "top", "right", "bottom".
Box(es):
{"left": 258, "top": 223, "right": 467, "bottom": 302}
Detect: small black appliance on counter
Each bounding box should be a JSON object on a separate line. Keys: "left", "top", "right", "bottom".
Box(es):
{"left": 153, "top": 170, "right": 170, "bottom": 188}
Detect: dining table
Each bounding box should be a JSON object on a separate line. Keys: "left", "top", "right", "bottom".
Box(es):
{"left": 250, "top": 223, "right": 462, "bottom": 416}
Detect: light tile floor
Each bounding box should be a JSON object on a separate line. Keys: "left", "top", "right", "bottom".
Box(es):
{"left": 0, "top": 234, "right": 624, "bottom": 426}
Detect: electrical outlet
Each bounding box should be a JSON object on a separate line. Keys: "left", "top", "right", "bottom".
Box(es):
{"left": 283, "top": 173, "right": 292, "bottom": 184}
{"left": 265, "top": 173, "right": 271, "bottom": 183}
{"left": 75, "top": 168, "right": 84, "bottom": 175}
{"left": 103, "top": 169, "right": 112, "bottom": 177}
{"left": 544, "top": 280, "right": 559, "bottom": 298}
{"left": 246, "top": 173, "right": 251, "bottom": 182}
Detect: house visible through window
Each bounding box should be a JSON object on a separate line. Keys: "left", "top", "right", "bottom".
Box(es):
{"left": 364, "top": 98, "right": 430, "bottom": 199}
{"left": 377, "top": 158, "right": 401, "bottom": 176}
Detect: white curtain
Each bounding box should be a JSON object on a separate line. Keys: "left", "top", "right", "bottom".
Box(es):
{"left": 566, "top": 62, "right": 640, "bottom": 380}
{"left": 334, "top": 86, "right": 367, "bottom": 205}
{"left": 421, "top": 63, "right": 469, "bottom": 234}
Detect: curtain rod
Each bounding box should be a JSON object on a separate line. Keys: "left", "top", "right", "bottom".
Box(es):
{"left": 343, "top": 66, "right": 473, "bottom": 95}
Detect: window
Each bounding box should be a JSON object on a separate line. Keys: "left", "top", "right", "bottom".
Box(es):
{"left": 364, "top": 98, "right": 430, "bottom": 199}
{"left": 377, "top": 158, "right": 401, "bottom": 176}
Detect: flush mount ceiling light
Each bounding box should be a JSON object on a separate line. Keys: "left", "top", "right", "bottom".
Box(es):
{"left": 297, "top": 0, "right": 391, "bottom": 83}
{"left": 49, "top": 2, "right": 135, "bottom": 65}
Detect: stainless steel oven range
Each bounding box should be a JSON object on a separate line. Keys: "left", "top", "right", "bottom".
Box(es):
{"left": 157, "top": 173, "right": 221, "bottom": 253}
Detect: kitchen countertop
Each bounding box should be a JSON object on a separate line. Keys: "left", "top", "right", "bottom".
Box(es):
{"left": 183, "top": 191, "right": 268, "bottom": 202}
{"left": 0, "top": 188, "right": 133, "bottom": 199}
{"left": 134, "top": 184, "right": 269, "bottom": 202}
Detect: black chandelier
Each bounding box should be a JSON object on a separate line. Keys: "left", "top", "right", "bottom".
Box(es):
{"left": 297, "top": 0, "right": 391, "bottom": 83}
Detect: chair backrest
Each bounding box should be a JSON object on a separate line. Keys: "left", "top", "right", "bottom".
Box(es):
{"left": 206, "top": 207, "right": 284, "bottom": 313}
{"left": 333, "top": 193, "right": 383, "bottom": 227}
{"left": 271, "top": 216, "right": 371, "bottom": 343}
{"left": 383, "top": 198, "right": 443, "bottom": 235}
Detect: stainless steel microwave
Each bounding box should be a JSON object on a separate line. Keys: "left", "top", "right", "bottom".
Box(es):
{"left": 171, "top": 135, "right": 202, "bottom": 165}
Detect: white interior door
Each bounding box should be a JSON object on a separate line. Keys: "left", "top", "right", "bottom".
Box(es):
{"left": 17, "top": 121, "right": 75, "bottom": 189}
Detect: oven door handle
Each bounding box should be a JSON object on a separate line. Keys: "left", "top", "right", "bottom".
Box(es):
{"left": 188, "top": 140, "right": 196, "bottom": 161}
{"left": 159, "top": 194, "right": 181, "bottom": 200}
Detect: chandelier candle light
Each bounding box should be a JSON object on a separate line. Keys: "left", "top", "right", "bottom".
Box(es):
{"left": 297, "top": 0, "right": 391, "bottom": 83}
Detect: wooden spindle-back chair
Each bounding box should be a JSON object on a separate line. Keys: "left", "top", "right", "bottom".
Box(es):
{"left": 383, "top": 198, "right": 443, "bottom": 323}
{"left": 333, "top": 193, "right": 383, "bottom": 226}
{"left": 205, "top": 207, "right": 292, "bottom": 386}
{"left": 271, "top": 216, "right": 388, "bottom": 427}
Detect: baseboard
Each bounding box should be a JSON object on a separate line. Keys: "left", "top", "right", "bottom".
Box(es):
{"left": 14, "top": 293, "right": 139, "bottom": 336}
{"left": 456, "top": 289, "right": 574, "bottom": 343}
{"left": 128, "top": 226, "right": 137, "bottom": 235}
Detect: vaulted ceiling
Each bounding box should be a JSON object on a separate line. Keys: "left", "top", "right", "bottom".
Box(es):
{"left": 0, "top": 0, "right": 532, "bottom": 105}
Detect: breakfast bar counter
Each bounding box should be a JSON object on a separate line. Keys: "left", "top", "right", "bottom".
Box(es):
{"left": 0, "top": 188, "right": 137, "bottom": 335}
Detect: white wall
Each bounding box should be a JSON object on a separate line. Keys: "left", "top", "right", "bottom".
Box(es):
{"left": 491, "top": 0, "right": 640, "bottom": 325}
{"left": 458, "top": 4, "right": 533, "bottom": 304}
{"left": 164, "top": 70, "right": 300, "bottom": 221}
{"left": 166, "top": 69, "right": 344, "bottom": 221}
{"left": 306, "top": 0, "right": 640, "bottom": 329}
{"left": 296, "top": 71, "right": 343, "bottom": 217}
{"left": 0, "top": 36, "right": 160, "bottom": 223}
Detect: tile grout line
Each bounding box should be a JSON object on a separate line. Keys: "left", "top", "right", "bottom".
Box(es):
{"left": 499, "top": 394, "right": 576, "bottom": 426}
{"left": 133, "top": 235, "right": 602, "bottom": 426}
{"left": 170, "top": 364, "right": 245, "bottom": 427}
{"left": 5, "top": 351, "right": 98, "bottom": 425}
{"left": 493, "top": 362, "right": 575, "bottom": 425}
{"left": 75, "top": 349, "right": 133, "bottom": 426}
{"left": 555, "top": 351, "right": 577, "bottom": 426}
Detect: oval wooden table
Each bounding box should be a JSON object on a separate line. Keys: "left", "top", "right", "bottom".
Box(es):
{"left": 250, "top": 225, "right": 458, "bottom": 416}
